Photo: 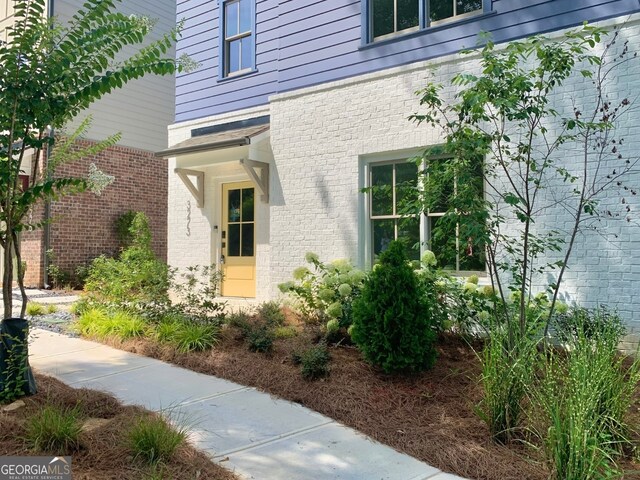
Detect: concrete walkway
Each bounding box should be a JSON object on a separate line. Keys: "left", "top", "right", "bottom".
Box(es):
{"left": 28, "top": 329, "right": 465, "bottom": 480}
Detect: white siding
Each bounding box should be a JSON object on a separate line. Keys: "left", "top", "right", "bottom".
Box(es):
{"left": 53, "top": 0, "right": 176, "bottom": 152}
{"left": 0, "top": 0, "right": 16, "bottom": 44}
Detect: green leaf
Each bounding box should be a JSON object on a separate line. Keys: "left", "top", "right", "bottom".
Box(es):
{"left": 504, "top": 193, "right": 520, "bottom": 206}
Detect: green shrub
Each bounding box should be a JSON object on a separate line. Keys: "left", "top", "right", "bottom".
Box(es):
{"left": 351, "top": 241, "right": 437, "bottom": 373}
{"left": 26, "top": 302, "right": 45, "bottom": 316}
{"left": 274, "top": 326, "right": 297, "bottom": 339}
{"left": 226, "top": 310, "right": 252, "bottom": 336}
{"left": 171, "top": 265, "right": 225, "bottom": 322}
{"left": 115, "top": 210, "right": 138, "bottom": 249}
{"left": 84, "top": 212, "right": 170, "bottom": 307}
{"left": 299, "top": 345, "right": 330, "bottom": 380}
{"left": 247, "top": 325, "right": 274, "bottom": 353}
{"left": 127, "top": 415, "right": 186, "bottom": 464}
{"left": 553, "top": 305, "right": 625, "bottom": 344}
{"left": 278, "top": 253, "right": 366, "bottom": 328}
{"left": 25, "top": 406, "right": 82, "bottom": 454}
{"left": 46, "top": 249, "right": 71, "bottom": 289}
{"left": 171, "top": 321, "right": 220, "bottom": 353}
{"left": 46, "top": 304, "right": 58, "bottom": 314}
{"left": 74, "top": 261, "right": 92, "bottom": 288}
{"left": 70, "top": 297, "right": 91, "bottom": 316}
{"left": 433, "top": 271, "right": 496, "bottom": 336}
{"left": 257, "top": 301, "right": 285, "bottom": 326}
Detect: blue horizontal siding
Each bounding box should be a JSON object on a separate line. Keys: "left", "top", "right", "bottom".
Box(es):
{"left": 175, "top": 0, "right": 640, "bottom": 123}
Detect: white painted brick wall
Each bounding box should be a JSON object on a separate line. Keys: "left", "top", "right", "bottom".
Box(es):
{"left": 268, "top": 14, "right": 640, "bottom": 341}
{"left": 167, "top": 157, "right": 212, "bottom": 271}
{"left": 167, "top": 14, "right": 640, "bottom": 343}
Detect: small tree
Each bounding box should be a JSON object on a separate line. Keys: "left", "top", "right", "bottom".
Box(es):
{"left": 0, "top": 0, "right": 189, "bottom": 319}
{"left": 351, "top": 240, "right": 438, "bottom": 373}
{"left": 410, "top": 25, "right": 638, "bottom": 438}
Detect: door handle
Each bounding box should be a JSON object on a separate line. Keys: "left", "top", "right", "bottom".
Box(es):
{"left": 220, "top": 254, "right": 225, "bottom": 265}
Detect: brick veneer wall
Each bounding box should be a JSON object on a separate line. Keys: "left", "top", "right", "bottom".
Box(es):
{"left": 20, "top": 139, "right": 167, "bottom": 287}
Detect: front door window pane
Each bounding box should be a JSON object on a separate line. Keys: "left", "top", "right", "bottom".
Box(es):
{"left": 227, "top": 187, "right": 255, "bottom": 258}
{"left": 242, "top": 188, "right": 254, "bottom": 221}
{"left": 228, "top": 189, "right": 241, "bottom": 222}
{"left": 397, "top": 0, "right": 419, "bottom": 31}
{"left": 228, "top": 224, "right": 241, "bottom": 257}
{"left": 241, "top": 223, "right": 254, "bottom": 256}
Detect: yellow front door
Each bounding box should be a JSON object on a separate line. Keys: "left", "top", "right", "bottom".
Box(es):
{"left": 221, "top": 182, "right": 256, "bottom": 297}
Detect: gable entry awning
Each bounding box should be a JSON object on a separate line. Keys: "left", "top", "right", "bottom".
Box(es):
{"left": 156, "top": 121, "right": 270, "bottom": 207}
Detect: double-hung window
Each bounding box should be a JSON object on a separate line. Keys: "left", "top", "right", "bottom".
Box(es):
{"left": 368, "top": 156, "right": 486, "bottom": 273}
{"left": 221, "top": 0, "right": 254, "bottom": 77}
{"left": 368, "top": 0, "right": 487, "bottom": 42}
{"left": 370, "top": 162, "right": 421, "bottom": 261}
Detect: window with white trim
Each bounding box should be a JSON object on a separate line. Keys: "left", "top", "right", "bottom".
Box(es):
{"left": 370, "top": 161, "right": 421, "bottom": 261}
{"left": 222, "top": 0, "right": 254, "bottom": 77}
{"left": 368, "top": 157, "right": 486, "bottom": 272}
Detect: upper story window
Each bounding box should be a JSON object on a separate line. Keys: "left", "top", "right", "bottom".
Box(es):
{"left": 430, "top": 0, "right": 483, "bottom": 24}
{"left": 368, "top": 0, "right": 487, "bottom": 42}
{"left": 372, "top": 0, "right": 419, "bottom": 40}
{"left": 221, "top": 0, "right": 255, "bottom": 77}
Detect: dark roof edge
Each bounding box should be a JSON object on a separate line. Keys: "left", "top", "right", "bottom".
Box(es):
{"left": 191, "top": 115, "right": 270, "bottom": 138}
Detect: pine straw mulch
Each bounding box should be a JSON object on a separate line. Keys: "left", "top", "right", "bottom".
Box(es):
{"left": 102, "top": 325, "right": 546, "bottom": 480}
{"left": 95, "top": 316, "right": 640, "bottom": 480}
{"left": 0, "top": 374, "right": 237, "bottom": 480}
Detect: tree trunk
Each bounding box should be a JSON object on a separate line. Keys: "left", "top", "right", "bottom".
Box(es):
{"left": 2, "top": 234, "right": 14, "bottom": 320}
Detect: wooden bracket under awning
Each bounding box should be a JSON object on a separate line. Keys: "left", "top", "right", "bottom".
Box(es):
{"left": 174, "top": 168, "right": 204, "bottom": 208}
{"left": 240, "top": 158, "right": 269, "bottom": 203}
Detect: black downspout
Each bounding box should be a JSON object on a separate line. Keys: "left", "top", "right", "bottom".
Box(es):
{"left": 42, "top": 0, "right": 55, "bottom": 289}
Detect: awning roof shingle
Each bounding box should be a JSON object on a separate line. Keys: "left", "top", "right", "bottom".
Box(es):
{"left": 155, "top": 124, "right": 269, "bottom": 158}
